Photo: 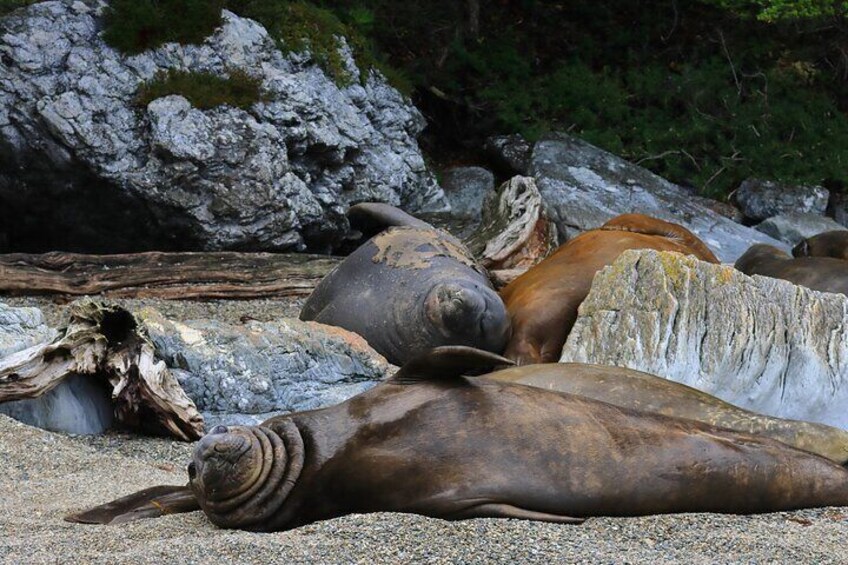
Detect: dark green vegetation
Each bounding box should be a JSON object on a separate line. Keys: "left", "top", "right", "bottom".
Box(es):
{"left": 84, "top": 0, "right": 848, "bottom": 196}
{"left": 136, "top": 69, "right": 266, "bottom": 110}
{"left": 0, "top": 0, "right": 37, "bottom": 17}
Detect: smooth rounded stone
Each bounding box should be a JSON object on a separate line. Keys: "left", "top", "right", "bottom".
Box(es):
{"left": 0, "top": 1, "right": 446, "bottom": 253}
{"left": 484, "top": 133, "right": 533, "bottom": 175}
{"left": 440, "top": 166, "right": 495, "bottom": 218}
{"left": 530, "top": 133, "right": 787, "bottom": 262}
{"left": 735, "top": 178, "right": 829, "bottom": 222}
{"left": 465, "top": 176, "right": 557, "bottom": 270}
{"left": 755, "top": 212, "right": 847, "bottom": 245}
{"left": 0, "top": 301, "right": 56, "bottom": 357}
{"left": 561, "top": 249, "right": 848, "bottom": 429}
{"left": 137, "top": 308, "right": 393, "bottom": 422}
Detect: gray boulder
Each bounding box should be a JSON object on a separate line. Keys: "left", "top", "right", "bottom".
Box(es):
{"left": 561, "top": 249, "right": 848, "bottom": 430}
{"left": 138, "top": 308, "right": 393, "bottom": 426}
{"left": 440, "top": 166, "right": 495, "bottom": 218}
{"left": 755, "top": 212, "right": 847, "bottom": 245}
{"left": 530, "top": 133, "right": 786, "bottom": 262}
{"left": 0, "top": 1, "right": 446, "bottom": 253}
{"left": 484, "top": 134, "right": 532, "bottom": 175}
{"left": 0, "top": 302, "right": 56, "bottom": 357}
{"left": 735, "top": 179, "right": 829, "bottom": 222}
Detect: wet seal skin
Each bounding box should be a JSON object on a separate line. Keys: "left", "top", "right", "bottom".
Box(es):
{"left": 300, "top": 203, "right": 510, "bottom": 365}
{"left": 69, "top": 347, "right": 848, "bottom": 531}
{"left": 736, "top": 243, "right": 848, "bottom": 296}
{"left": 488, "top": 362, "right": 848, "bottom": 464}
{"left": 792, "top": 231, "right": 848, "bottom": 261}
{"left": 500, "top": 214, "right": 719, "bottom": 365}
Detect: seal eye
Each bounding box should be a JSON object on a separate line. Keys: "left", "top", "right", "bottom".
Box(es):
{"left": 187, "top": 461, "right": 197, "bottom": 480}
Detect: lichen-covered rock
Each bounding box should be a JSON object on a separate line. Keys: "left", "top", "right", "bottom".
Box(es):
{"left": 0, "top": 1, "right": 446, "bottom": 253}
{"left": 735, "top": 179, "right": 829, "bottom": 222}
{"left": 138, "top": 308, "right": 393, "bottom": 426}
{"left": 465, "top": 176, "right": 556, "bottom": 270}
{"left": 530, "top": 133, "right": 788, "bottom": 262}
{"left": 561, "top": 249, "right": 848, "bottom": 429}
{"left": 0, "top": 302, "right": 56, "bottom": 357}
{"left": 755, "top": 212, "right": 847, "bottom": 245}
{"left": 440, "top": 166, "right": 495, "bottom": 219}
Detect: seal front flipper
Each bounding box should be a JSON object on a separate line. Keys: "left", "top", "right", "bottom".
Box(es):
{"left": 448, "top": 502, "right": 585, "bottom": 524}
{"left": 347, "top": 202, "right": 434, "bottom": 238}
{"left": 391, "top": 346, "right": 514, "bottom": 385}
{"left": 65, "top": 485, "right": 199, "bottom": 525}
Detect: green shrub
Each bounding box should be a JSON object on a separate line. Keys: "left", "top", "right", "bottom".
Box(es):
{"left": 102, "top": 0, "right": 225, "bottom": 54}
{"left": 0, "top": 0, "right": 38, "bottom": 17}
{"left": 136, "top": 68, "right": 266, "bottom": 110}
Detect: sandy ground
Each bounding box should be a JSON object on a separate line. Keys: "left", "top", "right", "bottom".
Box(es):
{"left": 1, "top": 296, "right": 847, "bottom": 563}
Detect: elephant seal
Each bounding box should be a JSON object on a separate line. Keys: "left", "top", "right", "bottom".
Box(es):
{"left": 500, "top": 214, "right": 719, "bottom": 364}
{"left": 69, "top": 347, "right": 848, "bottom": 531}
{"left": 300, "top": 204, "right": 510, "bottom": 366}
{"left": 487, "top": 362, "right": 848, "bottom": 464}
{"left": 792, "top": 231, "right": 848, "bottom": 261}
{"left": 735, "top": 244, "right": 848, "bottom": 296}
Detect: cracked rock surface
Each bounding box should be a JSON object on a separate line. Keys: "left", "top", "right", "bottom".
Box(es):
{"left": 0, "top": 1, "right": 445, "bottom": 253}
{"left": 561, "top": 249, "right": 848, "bottom": 429}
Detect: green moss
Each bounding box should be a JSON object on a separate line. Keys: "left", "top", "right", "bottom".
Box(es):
{"left": 102, "top": 0, "right": 225, "bottom": 55}
{"left": 136, "top": 68, "right": 267, "bottom": 110}
{"left": 0, "top": 0, "right": 38, "bottom": 17}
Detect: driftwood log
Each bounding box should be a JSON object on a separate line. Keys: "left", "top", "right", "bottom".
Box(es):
{"left": 0, "top": 301, "right": 204, "bottom": 440}
{"left": 0, "top": 251, "right": 342, "bottom": 300}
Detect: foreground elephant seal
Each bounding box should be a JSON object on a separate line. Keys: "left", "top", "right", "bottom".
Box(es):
{"left": 793, "top": 231, "right": 848, "bottom": 261}
{"left": 69, "top": 347, "right": 848, "bottom": 531}
{"left": 500, "top": 214, "right": 719, "bottom": 364}
{"left": 488, "top": 363, "right": 848, "bottom": 464}
{"left": 300, "top": 203, "right": 510, "bottom": 365}
{"left": 736, "top": 244, "right": 848, "bottom": 296}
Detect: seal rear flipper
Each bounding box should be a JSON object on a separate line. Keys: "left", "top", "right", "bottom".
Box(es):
{"left": 391, "top": 346, "right": 514, "bottom": 385}
{"left": 64, "top": 485, "right": 199, "bottom": 525}
{"left": 347, "top": 203, "right": 434, "bottom": 237}
{"left": 447, "top": 503, "right": 585, "bottom": 524}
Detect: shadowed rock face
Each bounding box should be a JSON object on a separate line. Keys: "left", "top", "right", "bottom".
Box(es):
{"left": 562, "top": 249, "right": 848, "bottom": 430}
{"left": 0, "top": 1, "right": 446, "bottom": 253}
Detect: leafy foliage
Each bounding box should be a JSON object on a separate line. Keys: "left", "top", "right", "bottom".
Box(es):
{"left": 0, "top": 0, "right": 38, "bottom": 17}
{"left": 136, "top": 68, "right": 266, "bottom": 110}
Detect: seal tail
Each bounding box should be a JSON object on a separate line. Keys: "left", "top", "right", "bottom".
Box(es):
{"left": 65, "top": 485, "right": 199, "bottom": 525}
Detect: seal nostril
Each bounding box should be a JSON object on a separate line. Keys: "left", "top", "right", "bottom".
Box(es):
{"left": 187, "top": 461, "right": 196, "bottom": 479}
{"left": 211, "top": 425, "right": 228, "bottom": 435}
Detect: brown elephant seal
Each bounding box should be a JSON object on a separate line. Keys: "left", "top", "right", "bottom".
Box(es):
{"left": 500, "top": 214, "right": 719, "bottom": 364}
{"left": 488, "top": 362, "right": 848, "bottom": 464}
{"left": 300, "top": 203, "right": 510, "bottom": 365}
{"left": 792, "top": 231, "right": 848, "bottom": 261}
{"left": 69, "top": 347, "right": 848, "bottom": 531}
{"left": 735, "top": 244, "right": 848, "bottom": 296}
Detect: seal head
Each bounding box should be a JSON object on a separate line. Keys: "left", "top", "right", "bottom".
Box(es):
{"left": 792, "top": 231, "right": 848, "bottom": 261}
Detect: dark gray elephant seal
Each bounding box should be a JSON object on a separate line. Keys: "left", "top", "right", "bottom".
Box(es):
{"left": 735, "top": 243, "right": 848, "bottom": 296}
{"left": 488, "top": 363, "right": 848, "bottom": 464}
{"left": 69, "top": 347, "right": 848, "bottom": 531}
{"left": 793, "top": 231, "right": 848, "bottom": 261}
{"left": 300, "top": 203, "right": 510, "bottom": 365}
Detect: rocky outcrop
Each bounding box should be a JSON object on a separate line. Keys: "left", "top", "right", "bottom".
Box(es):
{"left": 440, "top": 166, "right": 495, "bottom": 218}
{"left": 561, "top": 249, "right": 848, "bottom": 430}
{"left": 530, "top": 133, "right": 788, "bottom": 262}
{"left": 735, "top": 179, "right": 829, "bottom": 222}
{"left": 139, "top": 308, "right": 392, "bottom": 427}
{"left": 756, "top": 213, "right": 847, "bottom": 245}
{"left": 0, "top": 1, "right": 445, "bottom": 253}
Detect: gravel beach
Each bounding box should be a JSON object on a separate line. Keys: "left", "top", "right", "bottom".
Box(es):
{"left": 1, "top": 296, "right": 847, "bottom": 564}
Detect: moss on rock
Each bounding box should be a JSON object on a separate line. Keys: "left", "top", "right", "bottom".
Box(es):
{"left": 136, "top": 68, "right": 266, "bottom": 110}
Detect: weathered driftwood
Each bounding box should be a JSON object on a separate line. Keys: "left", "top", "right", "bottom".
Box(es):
{"left": 0, "top": 301, "right": 204, "bottom": 440}
{"left": 465, "top": 176, "right": 557, "bottom": 270}
{"left": 0, "top": 251, "right": 342, "bottom": 299}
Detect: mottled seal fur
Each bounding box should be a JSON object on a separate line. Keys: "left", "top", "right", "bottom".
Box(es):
{"left": 69, "top": 347, "right": 848, "bottom": 531}
{"left": 792, "top": 231, "right": 848, "bottom": 261}
{"left": 500, "top": 214, "right": 719, "bottom": 364}
{"left": 736, "top": 243, "right": 848, "bottom": 296}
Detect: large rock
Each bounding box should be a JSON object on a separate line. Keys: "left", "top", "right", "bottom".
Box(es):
{"left": 0, "top": 1, "right": 446, "bottom": 253}
{"left": 755, "top": 212, "right": 847, "bottom": 245}
{"left": 0, "top": 302, "right": 56, "bottom": 357}
{"left": 735, "top": 179, "right": 829, "bottom": 222}
{"left": 139, "top": 308, "right": 393, "bottom": 426}
{"left": 561, "top": 250, "right": 848, "bottom": 429}
{"left": 440, "top": 166, "right": 495, "bottom": 218}
{"left": 530, "top": 133, "right": 788, "bottom": 262}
